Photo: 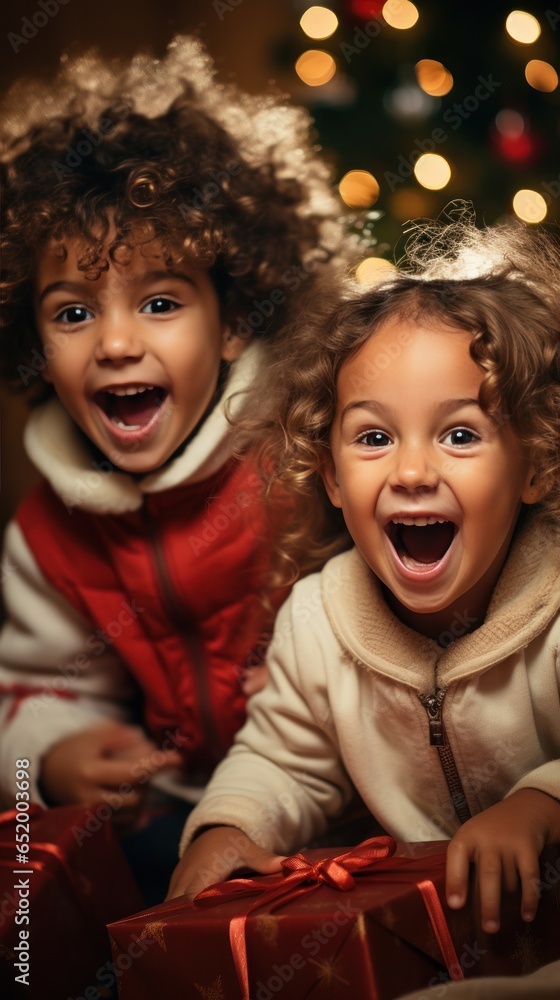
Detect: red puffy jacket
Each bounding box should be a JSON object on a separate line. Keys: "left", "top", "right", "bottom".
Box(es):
{"left": 16, "top": 458, "right": 274, "bottom": 782}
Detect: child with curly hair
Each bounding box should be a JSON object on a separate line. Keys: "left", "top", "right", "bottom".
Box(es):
{"left": 0, "top": 37, "right": 351, "bottom": 890}
{"left": 170, "top": 214, "right": 560, "bottom": 939}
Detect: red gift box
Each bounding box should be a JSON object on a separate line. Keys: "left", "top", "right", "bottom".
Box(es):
{"left": 108, "top": 837, "right": 560, "bottom": 1000}
{"left": 0, "top": 804, "right": 143, "bottom": 1000}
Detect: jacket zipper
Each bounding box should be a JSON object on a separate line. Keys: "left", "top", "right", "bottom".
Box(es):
{"left": 144, "top": 508, "right": 224, "bottom": 766}
{"left": 418, "top": 688, "right": 472, "bottom": 825}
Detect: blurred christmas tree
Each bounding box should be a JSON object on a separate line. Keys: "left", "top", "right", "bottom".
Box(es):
{"left": 272, "top": 1, "right": 560, "bottom": 262}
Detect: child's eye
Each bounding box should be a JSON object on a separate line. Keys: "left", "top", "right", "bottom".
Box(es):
{"left": 55, "top": 306, "right": 93, "bottom": 324}
{"left": 356, "top": 430, "right": 392, "bottom": 448}
{"left": 441, "top": 428, "right": 479, "bottom": 447}
{"left": 141, "top": 297, "right": 179, "bottom": 314}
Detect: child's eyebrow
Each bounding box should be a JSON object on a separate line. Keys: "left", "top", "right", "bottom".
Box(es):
{"left": 38, "top": 281, "right": 89, "bottom": 303}
{"left": 38, "top": 270, "right": 196, "bottom": 304}
{"left": 139, "top": 269, "right": 198, "bottom": 288}
{"left": 340, "top": 398, "right": 481, "bottom": 420}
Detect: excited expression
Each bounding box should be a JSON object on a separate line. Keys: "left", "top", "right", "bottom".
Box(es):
{"left": 322, "top": 319, "right": 536, "bottom": 629}
{"left": 35, "top": 237, "right": 243, "bottom": 474}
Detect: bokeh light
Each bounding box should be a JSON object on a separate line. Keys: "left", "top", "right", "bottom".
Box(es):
{"left": 384, "top": 85, "right": 435, "bottom": 121}
{"left": 295, "top": 50, "right": 337, "bottom": 86}
{"left": 339, "top": 170, "right": 380, "bottom": 208}
{"left": 505, "top": 10, "right": 541, "bottom": 44}
{"left": 512, "top": 189, "right": 547, "bottom": 222}
{"left": 525, "top": 60, "right": 559, "bottom": 93}
{"left": 300, "top": 6, "right": 339, "bottom": 41}
{"left": 494, "top": 109, "right": 533, "bottom": 160}
{"left": 413, "top": 153, "right": 451, "bottom": 190}
{"left": 415, "top": 60, "right": 453, "bottom": 97}
{"left": 382, "top": 0, "right": 419, "bottom": 30}
{"left": 356, "top": 258, "right": 396, "bottom": 284}
{"left": 495, "top": 109, "right": 525, "bottom": 139}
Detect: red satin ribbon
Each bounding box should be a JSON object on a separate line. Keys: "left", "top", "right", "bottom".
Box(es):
{"left": 194, "top": 836, "right": 464, "bottom": 999}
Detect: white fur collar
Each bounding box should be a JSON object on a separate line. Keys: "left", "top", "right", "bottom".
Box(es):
{"left": 24, "top": 341, "right": 265, "bottom": 514}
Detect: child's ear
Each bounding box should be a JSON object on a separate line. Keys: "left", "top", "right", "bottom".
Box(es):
{"left": 320, "top": 453, "right": 342, "bottom": 509}
{"left": 520, "top": 467, "right": 546, "bottom": 506}
{"left": 221, "top": 325, "right": 248, "bottom": 362}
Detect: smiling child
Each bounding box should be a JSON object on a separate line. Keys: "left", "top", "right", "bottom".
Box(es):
{"left": 0, "top": 37, "right": 351, "bottom": 889}
{"left": 169, "top": 216, "right": 560, "bottom": 936}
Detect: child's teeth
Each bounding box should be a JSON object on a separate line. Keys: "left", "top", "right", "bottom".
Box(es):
{"left": 110, "top": 386, "right": 153, "bottom": 397}
{"left": 391, "top": 517, "right": 448, "bottom": 526}
{"left": 114, "top": 420, "right": 142, "bottom": 431}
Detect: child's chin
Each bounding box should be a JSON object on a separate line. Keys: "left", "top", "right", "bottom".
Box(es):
{"left": 107, "top": 451, "right": 167, "bottom": 475}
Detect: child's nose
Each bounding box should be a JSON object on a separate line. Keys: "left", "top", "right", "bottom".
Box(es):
{"left": 94, "top": 316, "right": 145, "bottom": 364}
{"left": 388, "top": 443, "right": 441, "bottom": 492}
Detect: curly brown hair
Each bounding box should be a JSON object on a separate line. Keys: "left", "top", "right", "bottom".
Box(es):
{"left": 247, "top": 216, "right": 560, "bottom": 585}
{"left": 0, "top": 38, "right": 352, "bottom": 400}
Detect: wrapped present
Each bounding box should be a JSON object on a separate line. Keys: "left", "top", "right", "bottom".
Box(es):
{"left": 0, "top": 804, "right": 143, "bottom": 1000}
{"left": 108, "top": 838, "right": 457, "bottom": 1000}
{"left": 108, "top": 837, "right": 560, "bottom": 1000}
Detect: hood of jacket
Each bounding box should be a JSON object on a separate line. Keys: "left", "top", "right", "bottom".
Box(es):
{"left": 321, "top": 513, "right": 560, "bottom": 692}
{"left": 24, "top": 340, "right": 265, "bottom": 515}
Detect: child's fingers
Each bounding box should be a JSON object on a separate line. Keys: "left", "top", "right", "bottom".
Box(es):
{"left": 166, "top": 848, "right": 286, "bottom": 902}
{"left": 85, "top": 757, "right": 147, "bottom": 788}
{"left": 518, "top": 853, "right": 541, "bottom": 923}
{"left": 88, "top": 747, "right": 181, "bottom": 788}
{"left": 476, "top": 851, "right": 503, "bottom": 933}
{"left": 240, "top": 842, "right": 286, "bottom": 876}
{"left": 136, "top": 749, "right": 183, "bottom": 773}
{"left": 445, "top": 838, "right": 471, "bottom": 910}
{"left": 165, "top": 827, "right": 287, "bottom": 902}
{"left": 166, "top": 861, "right": 198, "bottom": 901}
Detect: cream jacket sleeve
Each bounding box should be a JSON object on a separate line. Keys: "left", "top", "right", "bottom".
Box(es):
{"left": 179, "top": 591, "right": 353, "bottom": 856}
{"left": 0, "top": 522, "right": 135, "bottom": 805}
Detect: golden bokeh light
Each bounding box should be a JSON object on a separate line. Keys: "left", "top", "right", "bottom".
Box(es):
{"left": 356, "top": 258, "right": 396, "bottom": 285}
{"left": 512, "top": 189, "right": 547, "bottom": 223}
{"left": 415, "top": 60, "right": 453, "bottom": 97}
{"left": 295, "top": 50, "right": 337, "bottom": 86}
{"left": 413, "top": 153, "right": 451, "bottom": 190}
{"left": 339, "top": 170, "right": 380, "bottom": 208}
{"left": 300, "top": 6, "right": 339, "bottom": 40}
{"left": 505, "top": 10, "right": 541, "bottom": 44}
{"left": 525, "top": 60, "right": 559, "bottom": 92}
{"left": 382, "top": 0, "right": 419, "bottom": 30}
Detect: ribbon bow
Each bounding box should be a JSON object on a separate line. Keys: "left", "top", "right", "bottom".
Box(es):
{"left": 195, "top": 836, "right": 463, "bottom": 999}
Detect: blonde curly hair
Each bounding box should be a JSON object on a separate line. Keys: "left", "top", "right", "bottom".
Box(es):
{"left": 245, "top": 210, "right": 560, "bottom": 586}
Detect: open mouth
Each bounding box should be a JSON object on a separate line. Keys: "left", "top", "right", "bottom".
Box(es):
{"left": 385, "top": 518, "right": 457, "bottom": 571}
{"left": 93, "top": 385, "right": 167, "bottom": 432}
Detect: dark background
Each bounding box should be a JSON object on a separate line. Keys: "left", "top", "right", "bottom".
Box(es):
{"left": 1, "top": 0, "right": 559, "bottom": 526}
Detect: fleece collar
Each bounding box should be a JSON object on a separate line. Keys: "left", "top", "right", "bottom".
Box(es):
{"left": 322, "top": 514, "right": 560, "bottom": 691}
{"left": 24, "top": 340, "right": 265, "bottom": 515}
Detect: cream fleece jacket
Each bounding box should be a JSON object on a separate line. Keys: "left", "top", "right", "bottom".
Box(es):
{"left": 180, "top": 513, "right": 560, "bottom": 855}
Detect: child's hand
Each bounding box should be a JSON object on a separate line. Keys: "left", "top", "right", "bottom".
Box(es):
{"left": 446, "top": 788, "right": 560, "bottom": 933}
{"left": 165, "top": 826, "right": 285, "bottom": 901}
{"left": 40, "top": 721, "right": 182, "bottom": 824}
